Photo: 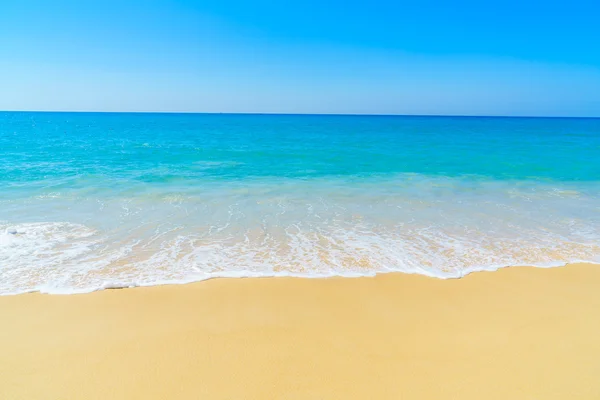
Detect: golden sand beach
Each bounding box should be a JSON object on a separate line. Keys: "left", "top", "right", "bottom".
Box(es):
{"left": 1, "top": 263, "right": 600, "bottom": 399}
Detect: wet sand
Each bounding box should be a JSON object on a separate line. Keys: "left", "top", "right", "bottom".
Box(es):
{"left": 1, "top": 263, "right": 600, "bottom": 399}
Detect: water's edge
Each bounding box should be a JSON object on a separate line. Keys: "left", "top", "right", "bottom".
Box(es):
{"left": 5, "top": 260, "right": 599, "bottom": 296}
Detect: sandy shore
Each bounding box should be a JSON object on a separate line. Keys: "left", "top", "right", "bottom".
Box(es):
{"left": 1, "top": 263, "right": 600, "bottom": 399}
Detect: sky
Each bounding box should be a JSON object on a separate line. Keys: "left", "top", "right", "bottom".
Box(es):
{"left": 1, "top": 0, "right": 600, "bottom": 116}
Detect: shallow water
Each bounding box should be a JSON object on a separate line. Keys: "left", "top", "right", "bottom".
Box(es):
{"left": 1, "top": 112, "right": 599, "bottom": 294}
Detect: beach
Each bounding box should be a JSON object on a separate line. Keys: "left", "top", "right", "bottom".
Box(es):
{"left": 2, "top": 263, "right": 599, "bottom": 399}
{"left": 2, "top": 0, "right": 600, "bottom": 397}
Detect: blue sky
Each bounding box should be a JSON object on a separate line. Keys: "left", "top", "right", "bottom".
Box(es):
{"left": 1, "top": 0, "right": 600, "bottom": 116}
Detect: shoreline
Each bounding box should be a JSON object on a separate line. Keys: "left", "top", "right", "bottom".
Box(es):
{"left": 4, "top": 260, "right": 600, "bottom": 296}
{"left": 2, "top": 263, "right": 600, "bottom": 399}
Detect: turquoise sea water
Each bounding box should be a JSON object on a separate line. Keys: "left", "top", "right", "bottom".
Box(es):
{"left": 1, "top": 112, "right": 599, "bottom": 294}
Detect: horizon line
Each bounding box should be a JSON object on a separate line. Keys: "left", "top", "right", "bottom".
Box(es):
{"left": 1, "top": 110, "right": 599, "bottom": 119}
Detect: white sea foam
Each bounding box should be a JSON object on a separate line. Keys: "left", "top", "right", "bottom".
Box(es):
{"left": 1, "top": 177, "right": 600, "bottom": 295}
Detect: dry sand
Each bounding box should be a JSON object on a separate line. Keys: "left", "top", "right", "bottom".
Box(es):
{"left": 1, "top": 263, "right": 600, "bottom": 399}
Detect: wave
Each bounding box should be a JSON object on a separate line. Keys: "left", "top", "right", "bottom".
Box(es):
{"left": 2, "top": 217, "right": 599, "bottom": 296}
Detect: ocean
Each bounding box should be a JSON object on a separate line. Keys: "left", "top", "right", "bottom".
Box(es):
{"left": 1, "top": 112, "right": 599, "bottom": 295}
